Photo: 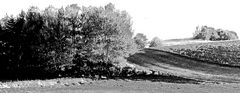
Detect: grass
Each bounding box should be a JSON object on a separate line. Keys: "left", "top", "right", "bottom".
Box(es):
{"left": 128, "top": 47, "right": 240, "bottom": 83}
{"left": 0, "top": 78, "right": 88, "bottom": 88}
{"left": 0, "top": 74, "right": 203, "bottom": 89}
{"left": 158, "top": 40, "right": 240, "bottom": 67}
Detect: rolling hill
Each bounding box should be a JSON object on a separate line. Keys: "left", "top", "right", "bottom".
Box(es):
{"left": 128, "top": 40, "right": 240, "bottom": 83}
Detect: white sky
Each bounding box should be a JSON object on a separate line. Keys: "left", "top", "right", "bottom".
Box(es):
{"left": 1, "top": 0, "right": 240, "bottom": 40}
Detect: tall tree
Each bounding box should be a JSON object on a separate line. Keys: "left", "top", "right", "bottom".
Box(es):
{"left": 40, "top": 5, "right": 79, "bottom": 72}
{"left": 0, "top": 7, "right": 46, "bottom": 78}
{"left": 76, "top": 3, "right": 136, "bottom": 65}
{"left": 102, "top": 3, "right": 136, "bottom": 63}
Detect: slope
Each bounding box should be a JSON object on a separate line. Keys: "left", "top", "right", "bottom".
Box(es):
{"left": 128, "top": 48, "right": 240, "bottom": 83}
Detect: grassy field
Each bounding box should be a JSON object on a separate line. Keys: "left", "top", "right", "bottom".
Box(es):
{"left": 128, "top": 40, "right": 240, "bottom": 83}
{"left": 2, "top": 79, "right": 240, "bottom": 93}
{"left": 128, "top": 48, "right": 240, "bottom": 83}
{"left": 161, "top": 38, "right": 213, "bottom": 46}
{"left": 159, "top": 40, "right": 240, "bottom": 67}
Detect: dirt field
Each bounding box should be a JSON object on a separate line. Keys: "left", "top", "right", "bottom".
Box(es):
{"left": 1, "top": 79, "right": 240, "bottom": 93}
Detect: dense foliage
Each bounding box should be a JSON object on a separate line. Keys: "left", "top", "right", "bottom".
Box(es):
{"left": 0, "top": 3, "right": 138, "bottom": 80}
{"left": 134, "top": 33, "right": 148, "bottom": 49}
{"left": 160, "top": 40, "right": 240, "bottom": 66}
{"left": 149, "top": 37, "right": 162, "bottom": 47}
{"left": 193, "top": 26, "right": 238, "bottom": 41}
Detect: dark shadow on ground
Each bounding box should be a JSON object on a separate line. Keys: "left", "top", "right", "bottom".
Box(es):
{"left": 127, "top": 48, "right": 240, "bottom": 76}
{"left": 96, "top": 74, "right": 204, "bottom": 84}
{"left": 127, "top": 48, "right": 240, "bottom": 83}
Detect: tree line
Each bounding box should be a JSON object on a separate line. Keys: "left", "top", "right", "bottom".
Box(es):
{"left": 0, "top": 3, "right": 150, "bottom": 80}
{"left": 193, "top": 26, "right": 238, "bottom": 41}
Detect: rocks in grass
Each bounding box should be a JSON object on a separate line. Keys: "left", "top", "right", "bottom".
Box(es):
{"left": 145, "top": 70, "right": 152, "bottom": 75}
{"left": 0, "top": 78, "right": 88, "bottom": 88}
{"left": 37, "top": 81, "right": 57, "bottom": 87}
{"left": 59, "top": 78, "right": 87, "bottom": 86}
{"left": 0, "top": 84, "right": 10, "bottom": 88}
{"left": 78, "top": 81, "right": 85, "bottom": 85}
{"left": 64, "top": 84, "right": 70, "bottom": 86}
{"left": 56, "top": 80, "right": 61, "bottom": 85}
{"left": 100, "top": 76, "right": 107, "bottom": 79}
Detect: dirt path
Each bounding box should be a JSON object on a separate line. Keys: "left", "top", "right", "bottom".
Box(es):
{"left": 128, "top": 49, "right": 240, "bottom": 82}
{"left": 2, "top": 80, "right": 240, "bottom": 93}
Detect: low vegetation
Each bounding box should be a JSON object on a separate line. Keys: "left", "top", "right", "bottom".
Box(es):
{"left": 159, "top": 40, "right": 240, "bottom": 67}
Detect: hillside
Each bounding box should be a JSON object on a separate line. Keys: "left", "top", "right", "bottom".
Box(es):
{"left": 128, "top": 46, "right": 240, "bottom": 83}
{"left": 161, "top": 40, "right": 240, "bottom": 66}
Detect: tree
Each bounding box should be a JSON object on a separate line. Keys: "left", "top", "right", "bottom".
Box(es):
{"left": 74, "top": 3, "right": 136, "bottom": 65}
{"left": 102, "top": 3, "right": 136, "bottom": 63}
{"left": 226, "top": 31, "right": 238, "bottom": 40}
{"left": 193, "top": 26, "right": 238, "bottom": 40}
{"left": 149, "top": 37, "right": 162, "bottom": 47}
{"left": 134, "top": 33, "right": 148, "bottom": 49}
{"left": 41, "top": 6, "right": 69, "bottom": 72}
{"left": 0, "top": 24, "right": 2, "bottom": 32}
{"left": 0, "top": 8, "right": 46, "bottom": 79}
{"left": 40, "top": 5, "right": 82, "bottom": 74}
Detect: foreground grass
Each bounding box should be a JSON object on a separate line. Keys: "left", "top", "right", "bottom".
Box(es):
{"left": 2, "top": 78, "right": 240, "bottom": 93}
{"left": 0, "top": 73, "right": 203, "bottom": 89}
{"left": 0, "top": 78, "right": 89, "bottom": 88}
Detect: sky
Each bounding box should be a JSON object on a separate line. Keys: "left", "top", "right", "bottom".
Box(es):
{"left": 1, "top": 0, "right": 240, "bottom": 40}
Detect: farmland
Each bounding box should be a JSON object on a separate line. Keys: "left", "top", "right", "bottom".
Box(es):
{"left": 158, "top": 40, "right": 240, "bottom": 67}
